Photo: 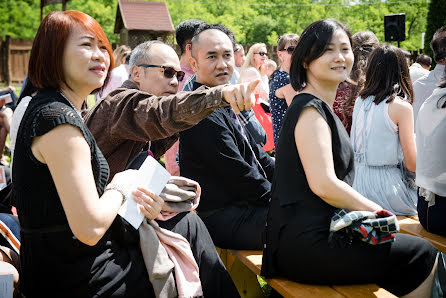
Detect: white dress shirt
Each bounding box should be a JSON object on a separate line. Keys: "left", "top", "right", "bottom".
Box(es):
{"left": 409, "top": 63, "right": 429, "bottom": 84}
{"left": 412, "top": 64, "right": 445, "bottom": 126}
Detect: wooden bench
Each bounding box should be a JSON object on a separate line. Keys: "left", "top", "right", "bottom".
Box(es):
{"left": 217, "top": 248, "right": 396, "bottom": 298}
{"left": 398, "top": 216, "right": 446, "bottom": 253}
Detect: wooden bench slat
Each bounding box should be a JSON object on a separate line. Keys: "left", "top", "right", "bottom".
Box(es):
{"left": 398, "top": 216, "right": 424, "bottom": 237}
{"left": 398, "top": 216, "right": 446, "bottom": 253}
{"left": 407, "top": 214, "right": 419, "bottom": 221}
{"left": 419, "top": 229, "right": 446, "bottom": 253}
{"left": 226, "top": 249, "right": 396, "bottom": 297}
{"left": 230, "top": 250, "right": 262, "bottom": 275}
{"left": 269, "top": 278, "right": 345, "bottom": 298}
{"left": 333, "top": 284, "right": 397, "bottom": 298}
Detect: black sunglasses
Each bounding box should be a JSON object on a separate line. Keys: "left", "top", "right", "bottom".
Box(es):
{"left": 138, "top": 64, "right": 185, "bottom": 82}
{"left": 279, "top": 46, "right": 296, "bottom": 54}
{"left": 255, "top": 52, "right": 268, "bottom": 57}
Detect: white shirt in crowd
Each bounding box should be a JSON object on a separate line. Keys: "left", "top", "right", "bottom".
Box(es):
{"left": 412, "top": 64, "right": 445, "bottom": 126}
{"left": 95, "top": 64, "right": 129, "bottom": 101}
{"left": 416, "top": 86, "right": 446, "bottom": 197}
{"left": 9, "top": 96, "right": 32, "bottom": 174}
{"left": 409, "top": 63, "right": 430, "bottom": 84}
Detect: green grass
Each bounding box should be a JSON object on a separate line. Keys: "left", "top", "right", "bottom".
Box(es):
{"left": 87, "top": 94, "right": 96, "bottom": 108}
{"left": 0, "top": 83, "right": 22, "bottom": 97}
{"left": 258, "top": 276, "right": 272, "bottom": 297}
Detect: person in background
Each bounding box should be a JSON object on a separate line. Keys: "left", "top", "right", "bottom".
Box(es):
{"left": 0, "top": 86, "right": 16, "bottom": 165}
{"left": 95, "top": 45, "right": 131, "bottom": 101}
{"left": 413, "top": 26, "right": 446, "bottom": 126}
{"left": 416, "top": 56, "right": 446, "bottom": 237}
{"left": 180, "top": 24, "right": 273, "bottom": 250}
{"left": 164, "top": 19, "right": 206, "bottom": 176}
{"left": 176, "top": 19, "right": 205, "bottom": 91}
{"left": 113, "top": 45, "right": 132, "bottom": 68}
{"left": 350, "top": 45, "right": 417, "bottom": 215}
{"left": 230, "top": 44, "right": 246, "bottom": 85}
{"left": 239, "top": 43, "right": 274, "bottom": 151}
{"left": 269, "top": 33, "right": 299, "bottom": 146}
{"left": 239, "top": 43, "right": 269, "bottom": 99}
{"left": 409, "top": 54, "right": 432, "bottom": 83}
{"left": 262, "top": 19, "right": 438, "bottom": 298}
{"left": 266, "top": 59, "right": 277, "bottom": 79}
{"left": 333, "top": 30, "right": 379, "bottom": 135}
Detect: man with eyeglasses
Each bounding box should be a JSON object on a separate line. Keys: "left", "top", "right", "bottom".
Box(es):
{"left": 85, "top": 40, "right": 256, "bottom": 180}
{"left": 179, "top": 24, "right": 274, "bottom": 250}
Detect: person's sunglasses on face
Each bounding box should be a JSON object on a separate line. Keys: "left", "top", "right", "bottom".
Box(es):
{"left": 279, "top": 46, "right": 295, "bottom": 55}
{"left": 255, "top": 52, "right": 268, "bottom": 57}
{"left": 138, "top": 64, "right": 185, "bottom": 81}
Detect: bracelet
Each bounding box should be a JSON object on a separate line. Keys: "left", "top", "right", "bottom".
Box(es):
{"left": 104, "top": 183, "right": 127, "bottom": 204}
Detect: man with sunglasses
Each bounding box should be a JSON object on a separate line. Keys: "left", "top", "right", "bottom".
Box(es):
{"left": 84, "top": 39, "right": 258, "bottom": 297}
{"left": 85, "top": 40, "right": 256, "bottom": 180}
{"left": 179, "top": 24, "right": 274, "bottom": 250}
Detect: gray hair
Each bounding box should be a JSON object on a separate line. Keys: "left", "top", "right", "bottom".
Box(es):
{"left": 128, "top": 40, "right": 165, "bottom": 70}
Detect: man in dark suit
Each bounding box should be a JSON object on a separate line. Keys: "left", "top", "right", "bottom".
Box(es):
{"left": 179, "top": 24, "right": 274, "bottom": 250}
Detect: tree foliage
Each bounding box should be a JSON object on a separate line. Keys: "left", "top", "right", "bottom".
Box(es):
{"left": 0, "top": 0, "right": 434, "bottom": 52}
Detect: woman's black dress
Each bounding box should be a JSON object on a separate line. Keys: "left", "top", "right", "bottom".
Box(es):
{"left": 13, "top": 89, "right": 154, "bottom": 297}
{"left": 261, "top": 93, "right": 437, "bottom": 296}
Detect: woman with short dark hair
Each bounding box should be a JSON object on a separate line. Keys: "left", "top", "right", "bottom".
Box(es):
{"left": 261, "top": 19, "right": 437, "bottom": 297}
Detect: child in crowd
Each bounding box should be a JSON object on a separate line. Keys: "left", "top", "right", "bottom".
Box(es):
{"left": 266, "top": 59, "right": 277, "bottom": 79}
{"left": 350, "top": 45, "right": 418, "bottom": 215}
{"left": 262, "top": 19, "right": 437, "bottom": 297}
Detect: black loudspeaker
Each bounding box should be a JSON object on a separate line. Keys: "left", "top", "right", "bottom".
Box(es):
{"left": 384, "top": 13, "right": 406, "bottom": 42}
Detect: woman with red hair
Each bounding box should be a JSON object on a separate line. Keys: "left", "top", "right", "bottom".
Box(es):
{"left": 13, "top": 11, "right": 159, "bottom": 297}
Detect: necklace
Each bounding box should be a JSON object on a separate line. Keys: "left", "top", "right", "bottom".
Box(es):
{"left": 59, "top": 92, "right": 82, "bottom": 117}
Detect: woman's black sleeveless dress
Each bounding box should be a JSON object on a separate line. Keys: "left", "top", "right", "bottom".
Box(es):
{"left": 261, "top": 93, "right": 437, "bottom": 296}
{"left": 13, "top": 89, "right": 154, "bottom": 297}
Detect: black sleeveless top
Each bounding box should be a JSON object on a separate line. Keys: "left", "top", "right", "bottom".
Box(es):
{"left": 262, "top": 93, "right": 354, "bottom": 277}
{"left": 12, "top": 89, "right": 153, "bottom": 297}
{"left": 261, "top": 93, "right": 438, "bottom": 297}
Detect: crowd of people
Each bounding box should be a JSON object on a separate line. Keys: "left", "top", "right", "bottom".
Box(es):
{"left": 0, "top": 8, "right": 444, "bottom": 298}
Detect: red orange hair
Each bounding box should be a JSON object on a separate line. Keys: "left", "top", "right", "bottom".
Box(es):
{"left": 28, "top": 10, "right": 114, "bottom": 92}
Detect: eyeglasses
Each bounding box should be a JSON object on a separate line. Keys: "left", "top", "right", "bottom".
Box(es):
{"left": 254, "top": 52, "right": 268, "bottom": 57}
{"left": 279, "top": 46, "right": 295, "bottom": 55}
{"left": 137, "top": 64, "right": 185, "bottom": 82}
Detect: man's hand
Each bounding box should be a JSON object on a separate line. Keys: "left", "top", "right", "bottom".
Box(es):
{"left": 222, "top": 80, "right": 260, "bottom": 114}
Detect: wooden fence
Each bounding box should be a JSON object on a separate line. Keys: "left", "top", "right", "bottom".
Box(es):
{"left": 0, "top": 36, "right": 32, "bottom": 85}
